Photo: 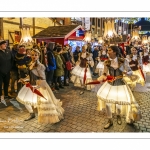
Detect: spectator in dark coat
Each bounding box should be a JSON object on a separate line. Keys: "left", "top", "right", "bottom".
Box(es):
{"left": 0, "top": 40, "right": 13, "bottom": 105}
{"left": 15, "top": 45, "right": 31, "bottom": 92}
{"left": 61, "top": 46, "right": 71, "bottom": 86}
{"left": 73, "top": 46, "right": 81, "bottom": 63}
{"left": 45, "top": 42, "right": 56, "bottom": 90}
{"left": 86, "top": 43, "right": 92, "bottom": 53}
{"left": 9, "top": 42, "right": 19, "bottom": 95}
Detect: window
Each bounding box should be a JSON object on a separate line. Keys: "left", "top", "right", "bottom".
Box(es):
{"left": 92, "top": 18, "right": 95, "bottom": 25}
{"left": 92, "top": 28, "right": 95, "bottom": 33}
{"left": 59, "top": 20, "right": 64, "bottom": 25}
{"left": 14, "top": 31, "right": 21, "bottom": 42}
{"left": 98, "top": 19, "right": 100, "bottom": 27}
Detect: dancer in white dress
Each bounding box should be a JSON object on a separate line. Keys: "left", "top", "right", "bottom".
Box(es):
{"left": 71, "top": 45, "right": 94, "bottom": 93}
{"left": 124, "top": 47, "right": 145, "bottom": 90}
{"left": 96, "top": 46, "right": 108, "bottom": 76}
{"left": 16, "top": 49, "right": 64, "bottom": 123}
{"left": 142, "top": 47, "right": 150, "bottom": 76}
{"left": 96, "top": 46, "right": 142, "bottom": 129}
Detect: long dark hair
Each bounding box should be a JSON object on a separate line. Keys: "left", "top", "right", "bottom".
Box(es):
{"left": 109, "top": 45, "right": 121, "bottom": 57}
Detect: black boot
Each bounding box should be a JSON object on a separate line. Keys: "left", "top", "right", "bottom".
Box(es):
{"left": 55, "top": 86, "right": 59, "bottom": 90}
{"left": 59, "top": 85, "right": 64, "bottom": 89}
{"left": 104, "top": 119, "right": 113, "bottom": 129}
{"left": 24, "top": 113, "right": 35, "bottom": 121}
{"left": 117, "top": 115, "right": 122, "bottom": 125}
{"left": 64, "top": 82, "right": 69, "bottom": 86}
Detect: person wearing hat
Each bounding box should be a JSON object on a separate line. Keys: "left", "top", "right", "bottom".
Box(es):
{"left": 15, "top": 45, "right": 32, "bottom": 92}
{"left": 0, "top": 40, "right": 13, "bottom": 106}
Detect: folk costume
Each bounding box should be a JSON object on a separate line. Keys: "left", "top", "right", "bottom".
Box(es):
{"left": 16, "top": 58, "right": 64, "bottom": 124}
{"left": 97, "top": 57, "right": 141, "bottom": 129}
{"left": 142, "top": 52, "right": 150, "bottom": 74}
{"left": 124, "top": 54, "right": 145, "bottom": 90}
{"left": 15, "top": 46, "right": 32, "bottom": 92}
{"left": 71, "top": 51, "right": 93, "bottom": 90}
{"left": 96, "top": 50, "right": 108, "bottom": 76}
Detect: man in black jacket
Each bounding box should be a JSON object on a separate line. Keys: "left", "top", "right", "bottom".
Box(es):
{"left": 0, "top": 40, "right": 13, "bottom": 106}
{"left": 73, "top": 46, "right": 81, "bottom": 63}
{"left": 46, "top": 42, "right": 56, "bottom": 90}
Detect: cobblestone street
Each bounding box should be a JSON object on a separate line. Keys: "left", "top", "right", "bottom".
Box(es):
{"left": 1, "top": 81, "right": 150, "bottom": 133}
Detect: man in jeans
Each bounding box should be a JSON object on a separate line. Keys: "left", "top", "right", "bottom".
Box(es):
{"left": 9, "top": 42, "right": 19, "bottom": 96}
{"left": 0, "top": 40, "right": 13, "bottom": 106}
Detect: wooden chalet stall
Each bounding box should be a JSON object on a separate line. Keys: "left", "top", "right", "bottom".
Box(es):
{"left": 32, "top": 24, "right": 85, "bottom": 49}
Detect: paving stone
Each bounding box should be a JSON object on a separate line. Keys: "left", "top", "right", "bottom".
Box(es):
{"left": 76, "top": 126, "right": 82, "bottom": 130}
{"left": 1, "top": 82, "right": 150, "bottom": 132}
{"left": 140, "top": 127, "right": 147, "bottom": 131}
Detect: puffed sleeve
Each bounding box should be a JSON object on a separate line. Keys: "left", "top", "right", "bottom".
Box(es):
{"left": 97, "top": 60, "right": 108, "bottom": 81}
{"left": 36, "top": 63, "right": 46, "bottom": 80}
{"left": 102, "top": 60, "right": 109, "bottom": 76}
{"left": 124, "top": 59, "right": 132, "bottom": 76}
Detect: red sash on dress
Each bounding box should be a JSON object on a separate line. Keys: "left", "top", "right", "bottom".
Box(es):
{"left": 86, "top": 75, "right": 116, "bottom": 85}
{"left": 26, "top": 83, "right": 47, "bottom": 100}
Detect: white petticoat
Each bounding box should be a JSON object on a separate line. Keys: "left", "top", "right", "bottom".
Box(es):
{"left": 71, "top": 65, "right": 93, "bottom": 90}
{"left": 123, "top": 69, "right": 145, "bottom": 89}
{"left": 71, "top": 65, "right": 92, "bottom": 79}
{"left": 96, "top": 61, "right": 104, "bottom": 69}
{"left": 91, "top": 83, "right": 103, "bottom": 93}
{"left": 16, "top": 85, "right": 37, "bottom": 108}
{"left": 97, "top": 81, "right": 141, "bottom": 122}
{"left": 143, "top": 63, "right": 150, "bottom": 73}
{"left": 16, "top": 80, "right": 64, "bottom": 124}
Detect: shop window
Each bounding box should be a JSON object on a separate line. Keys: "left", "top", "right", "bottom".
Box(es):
{"left": 92, "top": 18, "right": 95, "bottom": 25}
{"left": 59, "top": 20, "right": 64, "bottom": 25}
{"left": 92, "top": 28, "right": 95, "bottom": 33}
{"left": 98, "top": 19, "right": 100, "bottom": 27}
{"left": 14, "top": 31, "right": 21, "bottom": 42}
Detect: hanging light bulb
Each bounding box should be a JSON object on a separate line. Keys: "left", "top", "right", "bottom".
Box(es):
{"left": 84, "top": 31, "right": 92, "bottom": 43}
{"left": 103, "top": 19, "right": 117, "bottom": 39}
{"left": 142, "top": 35, "right": 148, "bottom": 44}
{"left": 20, "top": 26, "right": 33, "bottom": 47}
{"left": 131, "top": 26, "right": 141, "bottom": 42}
{"left": 98, "top": 36, "right": 103, "bottom": 44}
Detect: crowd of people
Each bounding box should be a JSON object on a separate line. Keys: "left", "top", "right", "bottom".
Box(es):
{"left": 0, "top": 39, "right": 148, "bottom": 129}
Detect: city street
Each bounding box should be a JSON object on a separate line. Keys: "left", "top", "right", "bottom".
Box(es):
{"left": 0, "top": 81, "right": 150, "bottom": 133}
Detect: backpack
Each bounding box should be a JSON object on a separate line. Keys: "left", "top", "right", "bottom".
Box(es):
{"left": 47, "top": 52, "right": 56, "bottom": 70}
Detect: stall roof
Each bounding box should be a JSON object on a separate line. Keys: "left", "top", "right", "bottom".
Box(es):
{"left": 32, "top": 24, "right": 84, "bottom": 39}
{"left": 134, "top": 18, "right": 150, "bottom": 31}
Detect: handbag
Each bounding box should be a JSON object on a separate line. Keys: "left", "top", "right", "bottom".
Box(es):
{"left": 66, "top": 61, "right": 72, "bottom": 70}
